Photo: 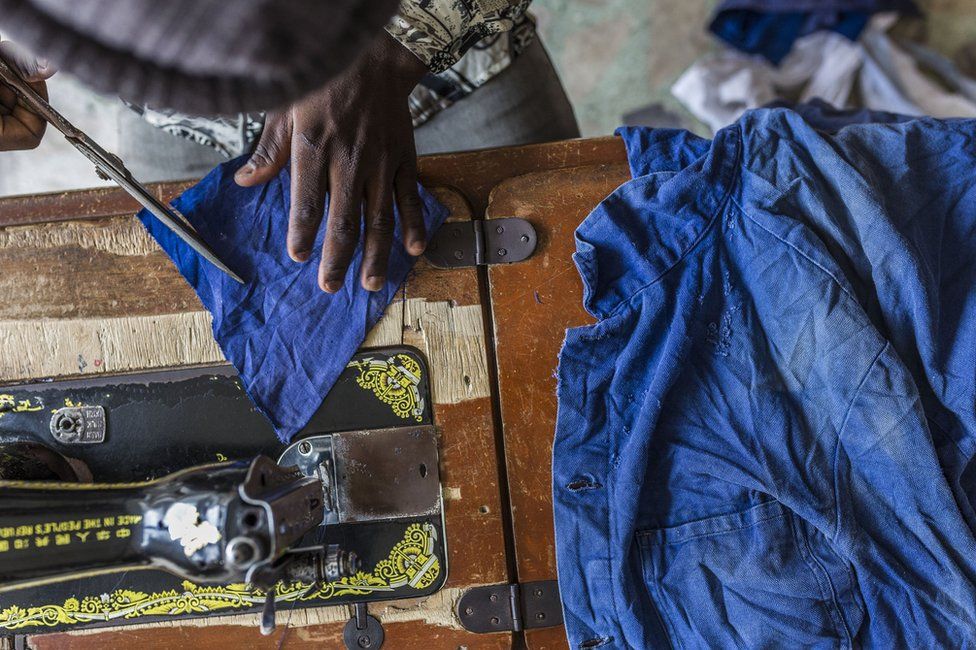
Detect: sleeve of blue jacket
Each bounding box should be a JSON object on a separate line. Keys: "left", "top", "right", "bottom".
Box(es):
{"left": 137, "top": 156, "right": 449, "bottom": 442}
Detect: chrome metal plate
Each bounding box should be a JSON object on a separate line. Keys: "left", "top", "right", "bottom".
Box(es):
{"left": 278, "top": 426, "right": 440, "bottom": 524}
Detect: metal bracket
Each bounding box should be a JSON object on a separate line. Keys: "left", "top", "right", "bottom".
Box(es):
{"left": 49, "top": 406, "right": 106, "bottom": 444}
{"left": 456, "top": 579, "right": 563, "bottom": 633}
{"left": 425, "top": 218, "right": 537, "bottom": 268}
{"left": 344, "top": 602, "right": 384, "bottom": 649}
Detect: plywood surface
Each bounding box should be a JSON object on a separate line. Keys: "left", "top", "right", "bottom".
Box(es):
{"left": 486, "top": 163, "right": 632, "bottom": 649}
{"left": 0, "top": 137, "right": 632, "bottom": 648}
{"left": 0, "top": 188, "right": 511, "bottom": 648}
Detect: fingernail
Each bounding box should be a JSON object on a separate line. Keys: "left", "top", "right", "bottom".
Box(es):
{"left": 364, "top": 276, "right": 385, "bottom": 292}
{"left": 290, "top": 249, "right": 310, "bottom": 262}
{"left": 322, "top": 280, "right": 343, "bottom": 293}
{"left": 236, "top": 163, "right": 255, "bottom": 178}
{"left": 407, "top": 239, "right": 426, "bottom": 256}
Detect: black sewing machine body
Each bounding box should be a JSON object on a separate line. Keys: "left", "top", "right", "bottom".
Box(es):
{"left": 0, "top": 347, "right": 445, "bottom": 634}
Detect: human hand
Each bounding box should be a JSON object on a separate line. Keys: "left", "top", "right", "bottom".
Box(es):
{"left": 0, "top": 39, "right": 55, "bottom": 151}
{"left": 235, "top": 32, "right": 428, "bottom": 293}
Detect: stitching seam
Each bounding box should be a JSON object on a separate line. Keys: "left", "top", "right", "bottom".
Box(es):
{"left": 603, "top": 124, "right": 744, "bottom": 320}
{"left": 831, "top": 342, "right": 888, "bottom": 542}
{"left": 638, "top": 511, "right": 788, "bottom": 546}
{"left": 735, "top": 199, "right": 859, "bottom": 306}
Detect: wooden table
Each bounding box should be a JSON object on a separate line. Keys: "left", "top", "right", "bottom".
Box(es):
{"left": 0, "top": 136, "right": 628, "bottom": 649}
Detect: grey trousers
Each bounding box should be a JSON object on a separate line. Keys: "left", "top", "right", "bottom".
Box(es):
{"left": 119, "top": 38, "right": 579, "bottom": 182}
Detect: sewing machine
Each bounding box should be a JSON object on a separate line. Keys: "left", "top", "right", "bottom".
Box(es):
{"left": 0, "top": 349, "right": 443, "bottom": 646}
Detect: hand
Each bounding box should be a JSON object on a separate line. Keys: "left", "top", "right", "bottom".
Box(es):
{"left": 0, "top": 40, "right": 55, "bottom": 151}
{"left": 235, "top": 32, "right": 428, "bottom": 293}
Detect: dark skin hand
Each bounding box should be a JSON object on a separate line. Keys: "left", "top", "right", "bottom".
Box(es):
{"left": 235, "top": 33, "right": 429, "bottom": 293}
{"left": 0, "top": 40, "right": 55, "bottom": 152}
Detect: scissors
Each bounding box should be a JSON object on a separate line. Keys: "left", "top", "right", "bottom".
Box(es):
{"left": 0, "top": 57, "right": 244, "bottom": 284}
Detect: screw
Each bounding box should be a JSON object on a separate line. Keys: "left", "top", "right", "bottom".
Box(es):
{"left": 535, "top": 589, "right": 543, "bottom": 597}
{"left": 489, "top": 594, "right": 498, "bottom": 602}
{"left": 465, "top": 607, "right": 474, "bottom": 616}
{"left": 490, "top": 617, "right": 500, "bottom": 625}
{"left": 454, "top": 250, "right": 464, "bottom": 260}
{"left": 497, "top": 248, "right": 507, "bottom": 257}
{"left": 496, "top": 225, "right": 504, "bottom": 234}
{"left": 537, "top": 613, "right": 545, "bottom": 620}
{"left": 298, "top": 441, "right": 312, "bottom": 455}
{"left": 357, "top": 634, "right": 372, "bottom": 648}
{"left": 521, "top": 234, "right": 530, "bottom": 242}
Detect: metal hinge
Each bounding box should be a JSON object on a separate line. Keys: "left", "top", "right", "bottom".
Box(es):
{"left": 456, "top": 579, "right": 563, "bottom": 633}
{"left": 424, "top": 218, "right": 537, "bottom": 268}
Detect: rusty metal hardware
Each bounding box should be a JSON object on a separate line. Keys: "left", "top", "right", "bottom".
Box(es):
{"left": 278, "top": 426, "right": 440, "bottom": 525}
{"left": 457, "top": 579, "right": 563, "bottom": 633}
{"left": 425, "top": 218, "right": 537, "bottom": 268}
{"left": 49, "top": 406, "right": 106, "bottom": 444}
{"left": 344, "top": 602, "right": 385, "bottom": 649}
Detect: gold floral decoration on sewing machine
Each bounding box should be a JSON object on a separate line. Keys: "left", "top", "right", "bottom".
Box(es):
{"left": 346, "top": 354, "right": 425, "bottom": 422}
{"left": 0, "top": 523, "right": 439, "bottom": 629}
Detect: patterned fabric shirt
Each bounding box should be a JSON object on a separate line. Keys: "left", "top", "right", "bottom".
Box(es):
{"left": 134, "top": 0, "right": 536, "bottom": 158}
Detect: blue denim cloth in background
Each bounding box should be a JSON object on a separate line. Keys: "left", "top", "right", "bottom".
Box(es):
{"left": 709, "top": 0, "right": 920, "bottom": 64}
{"left": 553, "top": 105, "right": 976, "bottom": 648}
{"left": 137, "top": 156, "right": 448, "bottom": 442}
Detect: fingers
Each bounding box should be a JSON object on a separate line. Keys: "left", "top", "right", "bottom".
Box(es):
{"left": 231, "top": 108, "right": 426, "bottom": 295}
{"left": 235, "top": 112, "right": 291, "bottom": 187}
{"left": 319, "top": 164, "right": 363, "bottom": 292}
{"left": 360, "top": 168, "right": 396, "bottom": 291}
{"left": 394, "top": 139, "right": 426, "bottom": 256}
{"left": 287, "top": 128, "right": 331, "bottom": 264}
{"left": 0, "top": 78, "right": 47, "bottom": 151}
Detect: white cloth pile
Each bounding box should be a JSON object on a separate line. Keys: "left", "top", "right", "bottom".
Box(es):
{"left": 673, "top": 14, "right": 976, "bottom": 133}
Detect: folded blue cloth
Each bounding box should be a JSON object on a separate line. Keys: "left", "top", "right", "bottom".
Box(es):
{"left": 138, "top": 156, "right": 448, "bottom": 442}
{"left": 710, "top": 0, "right": 920, "bottom": 64}
{"left": 554, "top": 105, "right": 976, "bottom": 647}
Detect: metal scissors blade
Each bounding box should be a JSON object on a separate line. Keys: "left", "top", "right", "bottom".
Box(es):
{"left": 0, "top": 57, "right": 244, "bottom": 284}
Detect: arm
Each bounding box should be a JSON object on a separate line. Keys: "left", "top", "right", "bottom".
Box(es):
{"left": 235, "top": 0, "right": 533, "bottom": 293}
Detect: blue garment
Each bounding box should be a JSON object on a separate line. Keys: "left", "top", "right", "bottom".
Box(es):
{"left": 709, "top": 0, "right": 919, "bottom": 64}
{"left": 137, "top": 157, "right": 448, "bottom": 441}
{"left": 553, "top": 106, "right": 976, "bottom": 648}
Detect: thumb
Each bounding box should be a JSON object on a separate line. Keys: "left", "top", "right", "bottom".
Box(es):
{"left": 235, "top": 113, "right": 291, "bottom": 187}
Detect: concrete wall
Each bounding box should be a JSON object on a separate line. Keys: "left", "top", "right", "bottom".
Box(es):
{"left": 534, "top": 0, "right": 976, "bottom": 136}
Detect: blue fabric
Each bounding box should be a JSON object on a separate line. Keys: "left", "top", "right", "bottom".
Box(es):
{"left": 137, "top": 156, "right": 448, "bottom": 442}
{"left": 553, "top": 106, "right": 976, "bottom": 648}
{"left": 709, "top": 0, "right": 919, "bottom": 64}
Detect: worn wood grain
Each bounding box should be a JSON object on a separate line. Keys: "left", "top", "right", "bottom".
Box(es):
{"left": 32, "top": 617, "right": 511, "bottom": 650}
{"left": 486, "top": 164, "right": 631, "bottom": 650}
{"left": 0, "top": 189, "right": 469, "bottom": 384}
{"left": 8, "top": 182, "right": 512, "bottom": 647}
{"left": 0, "top": 216, "right": 199, "bottom": 321}
{"left": 402, "top": 300, "right": 491, "bottom": 405}
{"left": 0, "top": 312, "right": 222, "bottom": 383}
{"left": 0, "top": 138, "right": 633, "bottom": 648}
{"left": 0, "top": 138, "right": 626, "bottom": 229}
{"left": 418, "top": 137, "right": 625, "bottom": 215}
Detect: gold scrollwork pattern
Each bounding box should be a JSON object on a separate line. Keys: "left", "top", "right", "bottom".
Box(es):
{"left": 346, "top": 354, "right": 425, "bottom": 422}
{"left": 0, "top": 523, "right": 439, "bottom": 630}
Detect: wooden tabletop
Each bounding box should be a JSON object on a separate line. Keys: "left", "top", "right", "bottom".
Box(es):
{"left": 0, "top": 136, "right": 629, "bottom": 649}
